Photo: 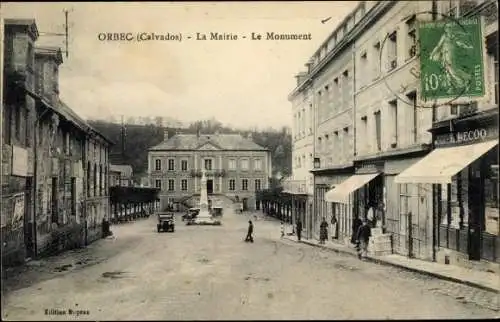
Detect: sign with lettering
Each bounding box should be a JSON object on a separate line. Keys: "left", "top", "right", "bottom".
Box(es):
{"left": 419, "top": 17, "right": 485, "bottom": 101}
{"left": 434, "top": 127, "right": 498, "bottom": 147}
{"left": 12, "top": 145, "right": 28, "bottom": 177}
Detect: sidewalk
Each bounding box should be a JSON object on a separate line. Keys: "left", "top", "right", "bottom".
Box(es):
{"left": 283, "top": 235, "right": 499, "bottom": 293}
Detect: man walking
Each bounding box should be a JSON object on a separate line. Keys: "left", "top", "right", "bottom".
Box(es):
{"left": 245, "top": 220, "right": 254, "bottom": 243}
{"left": 356, "top": 218, "right": 371, "bottom": 259}
{"left": 296, "top": 218, "right": 303, "bottom": 241}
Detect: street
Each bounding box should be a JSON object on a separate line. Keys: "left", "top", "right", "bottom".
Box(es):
{"left": 2, "top": 209, "right": 498, "bottom": 320}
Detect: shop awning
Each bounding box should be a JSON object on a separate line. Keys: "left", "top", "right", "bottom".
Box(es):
{"left": 325, "top": 173, "right": 381, "bottom": 203}
{"left": 395, "top": 139, "right": 498, "bottom": 184}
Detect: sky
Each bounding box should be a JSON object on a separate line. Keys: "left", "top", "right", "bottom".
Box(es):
{"left": 3, "top": 1, "right": 359, "bottom": 130}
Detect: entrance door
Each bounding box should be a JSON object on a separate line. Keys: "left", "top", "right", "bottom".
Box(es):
{"left": 242, "top": 198, "right": 248, "bottom": 211}
{"left": 24, "top": 177, "right": 34, "bottom": 258}
{"left": 207, "top": 180, "right": 213, "bottom": 194}
{"left": 468, "top": 160, "right": 484, "bottom": 261}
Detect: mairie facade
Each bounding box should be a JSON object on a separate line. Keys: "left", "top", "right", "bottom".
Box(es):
{"left": 148, "top": 131, "right": 271, "bottom": 211}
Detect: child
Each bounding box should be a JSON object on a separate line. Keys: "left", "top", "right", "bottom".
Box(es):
{"left": 280, "top": 221, "right": 285, "bottom": 238}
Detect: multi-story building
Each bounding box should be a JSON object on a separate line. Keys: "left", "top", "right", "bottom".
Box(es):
{"left": 1, "top": 18, "right": 113, "bottom": 265}
{"left": 2, "top": 19, "right": 39, "bottom": 264}
{"left": 148, "top": 131, "right": 271, "bottom": 211}
{"left": 286, "top": 64, "right": 315, "bottom": 235}
{"left": 395, "top": 0, "right": 499, "bottom": 269}
{"left": 289, "top": 0, "right": 499, "bottom": 271}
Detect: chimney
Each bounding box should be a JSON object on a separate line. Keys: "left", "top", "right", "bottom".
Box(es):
{"left": 163, "top": 129, "right": 169, "bottom": 141}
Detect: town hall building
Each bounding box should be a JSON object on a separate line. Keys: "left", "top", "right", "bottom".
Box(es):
{"left": 148, "top": 131, "right": 271, "bottom": 211}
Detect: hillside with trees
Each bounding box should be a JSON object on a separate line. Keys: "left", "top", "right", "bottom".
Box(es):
{"left": 88, "top": 119, "right": 292, "bottom": 182}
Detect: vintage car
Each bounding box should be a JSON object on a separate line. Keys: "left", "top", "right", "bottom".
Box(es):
{"left": 157, "top": 213, "right": 175, "bottom": 233}
{"left": 182, "top": 208, "right": 200, "bottom": 222}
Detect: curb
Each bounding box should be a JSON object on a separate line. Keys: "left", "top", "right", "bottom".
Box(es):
{"left": 284, "top": 237, "right": 499, "bottom": 294}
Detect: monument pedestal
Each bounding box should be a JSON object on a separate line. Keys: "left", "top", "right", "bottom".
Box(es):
{"left": 189, "top": 170, "right": 222, "bottom": 226}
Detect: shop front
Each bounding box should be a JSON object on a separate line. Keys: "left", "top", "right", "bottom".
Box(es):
{"left": 395, "top": 108, "right": 499, "bottom": 269}
{"left": 312, "top": 166, "right": 353, "bottom": 243}
{"left": 324, "top": 161, "right": 383, "bottom": 244}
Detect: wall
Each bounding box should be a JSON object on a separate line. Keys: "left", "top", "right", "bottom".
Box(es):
{"left": 314, "top": 46, "right": 354, "bottom": 167}
{"left": 354, "top": 1, "right": 433, "bottom": 159}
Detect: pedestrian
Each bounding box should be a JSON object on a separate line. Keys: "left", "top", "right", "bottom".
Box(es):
{"left": 296, "top": 218, "right": 303, "bottom": 241}
{"left": 356, "top": 218, "right": 371, "bottom": 259}
{"left": 351, "top": 215, "right": 363, "bottom": 245}
{"left": 280, "top": 221, "right": 284, "bottom": 238}
{"left": 319, "top": 217, "right": 328, "bottom": 244}
{"left": 245, "top": 220, "right": 254, "bottom": 243}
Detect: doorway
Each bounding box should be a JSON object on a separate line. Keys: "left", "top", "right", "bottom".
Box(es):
{"left": 207, "top": 180, "right": 213, "bottom": 194}
{"left": 242, "top": 198, "right": 248, "bottom": 211}
{"left": 24, "top": 177, "right": 34, "bottom": 259}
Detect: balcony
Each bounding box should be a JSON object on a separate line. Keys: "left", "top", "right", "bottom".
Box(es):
{"left": 189, "top": 169, "right": 226, "bottom": 178}
{"left": 282, "top": 179, "right": 308, "bottom": 194}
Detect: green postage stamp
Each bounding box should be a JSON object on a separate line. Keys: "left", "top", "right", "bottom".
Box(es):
{"left": 419, "top": 17, "right": 485, "bottom": 102}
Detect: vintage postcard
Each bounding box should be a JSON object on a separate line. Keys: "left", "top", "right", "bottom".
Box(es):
{"left": 1, "top": 1, "right": 499, "bottom": 320}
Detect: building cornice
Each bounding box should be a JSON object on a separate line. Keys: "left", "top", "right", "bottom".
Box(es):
{"left": 288, "top": 1, "right": 396, "bottom": 101}
{"left": 354, "top": 144, "right": 432, "bottom": 163}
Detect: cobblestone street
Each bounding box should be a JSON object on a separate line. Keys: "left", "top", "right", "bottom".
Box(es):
{"left": 2, "top": 210, "right": 498, "bottom": 320}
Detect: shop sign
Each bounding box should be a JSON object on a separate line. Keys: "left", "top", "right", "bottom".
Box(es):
{"left": 434, "top": 127, "right": 498, "bottom": 146}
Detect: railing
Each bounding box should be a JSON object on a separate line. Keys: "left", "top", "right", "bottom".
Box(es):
{"left": 282, "top": 180, "right": 307, "bottom": 194}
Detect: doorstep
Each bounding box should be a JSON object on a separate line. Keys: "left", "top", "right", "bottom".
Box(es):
{"left": 283, "top": 236, "right": 499, "bottom": 293}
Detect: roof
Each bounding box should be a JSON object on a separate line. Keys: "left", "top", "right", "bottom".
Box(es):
{"left": 57, "top": 100, "right": 114, "bottom": 145}
{"left": 110, "top": 164, "right": 133, "bottom": 178}
{"left": 149, "top": 134, "right": 268, "bottom": 151}
{"left": 4, "top": 18, "right": 39, "bottom": 40}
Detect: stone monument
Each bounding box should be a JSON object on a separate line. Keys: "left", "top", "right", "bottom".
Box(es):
{"left": 193, "top": 169, "right": 221, "bottom": 225}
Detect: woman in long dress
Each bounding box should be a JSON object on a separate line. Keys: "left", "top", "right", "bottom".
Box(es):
{"left": 319, "top": 217, "right": 328, "bottom": 244}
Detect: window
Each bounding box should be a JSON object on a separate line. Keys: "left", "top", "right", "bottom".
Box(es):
{"left": 388, "top": 32, "right": 397, "bottom": 71}
{"left": 254, "top": 159, "right": 262, "bottom": 171}
{"left": 155, "top": 159, "right": 161, "bottom": 171}
{"left": 181, "top": 160, "right": 188, "bottom": 171}
{"left": 51, "top": 177, "right": 58, "bottom": 224}
{"left": 484, "top": 147, "right": 499, "bottom": 236}
{"left": 93, "top": 163, "right": 97, "bottom": 196}
{"left": 204, "top": 159, "right": 212, "bottom": 170}
{"left": 241, "top": 159, "right": 249, "bottom": 170}
{"left": 229, "top": 179, "right": 236, "bottom": 191}
{"left": 495, "top": 60, "right": 499, "bottom": 104}
{"left": 406, "top": 15, "right": 417, "bottom": 60}
{"left": 168, "top": 159, "right": 175, "bottom": 171}
{"left": 99, "top": 165, "right": 103, "bottom": 196}
{"left": 242, "top": 179, "right": 248, "bottom": 191}
{"left": 255, "top": 179, "right": 261, "bottom": 191}
{"left": 361, "top": 116, "right": 368, "bottom": 153}
{"left": 360, "top": 51, "right": 368, "bottom": 87}
{"left": 389, "top": 100, "right": 398, "bottom": 147}
{"left": 168, "top": 179, "right": 175, "bottom": 191}
{"left": 343, "top": 127, "right": 349, "bottom": 161}
{"left": 155, "top": 179, "right": 162, "bottom": 189}
{"left": 317, "top": 137, "right": 322, "bottom": 153}
{"left": 374, "top": 111, "right": 382, "bottom": 151}
{"left": 372, "top": 41, "right": 381, "bottom": 79}
{"left": 342, "top": 70, "right": 350, "bottom": 108}
{"left": 229, "top": 159, "right": 236, "bottom": 170}
{"left": 181, "top": 179, "right": 188, "bottom": 191}
{"left": 407, "top": 92, "right": 417, "bottom": 143}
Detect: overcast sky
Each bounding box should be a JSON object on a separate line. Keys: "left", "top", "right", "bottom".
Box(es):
{"left": 3, "top": 1, "right": 358, "bottom": 130}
